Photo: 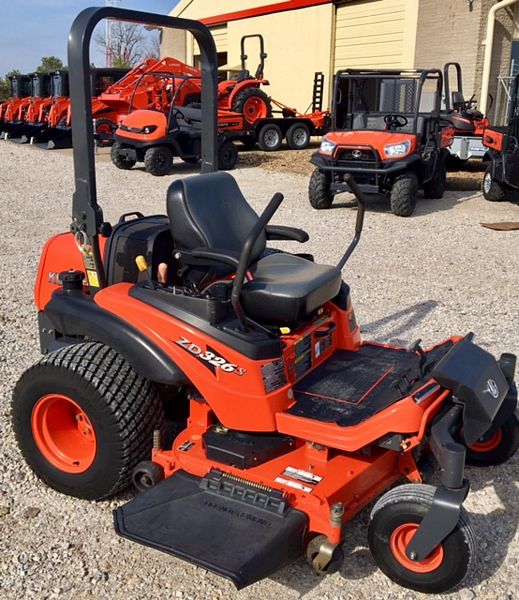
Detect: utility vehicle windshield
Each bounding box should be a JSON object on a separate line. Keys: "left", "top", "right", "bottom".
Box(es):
{"left": 32, "top": 76, "right": 41, "bottom": 98}
{"left": 333, "top": 71, "right": 440, "bottom": 134}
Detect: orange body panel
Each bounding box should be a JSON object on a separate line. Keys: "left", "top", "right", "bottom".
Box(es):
{"left": 483, "top": 128, "right": 504, "bottom": 152}
{"left": 325, "top": 130, "right": 418, "bottom": 159}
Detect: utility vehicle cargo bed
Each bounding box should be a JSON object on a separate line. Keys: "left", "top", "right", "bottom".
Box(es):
{"left": 288, "top": 342, "right": 453, "bottom": 427}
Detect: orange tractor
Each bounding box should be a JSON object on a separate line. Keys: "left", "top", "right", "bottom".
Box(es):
{"left": 0, "top": 74, "right": 31, "bottom": 137}
{"left": 12, "top": 7, "right": 519, "bottom": 597}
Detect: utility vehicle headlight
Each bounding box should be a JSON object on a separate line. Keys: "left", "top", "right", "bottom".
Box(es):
{"left": 142, "top": 125, "right": 157, "bottom": 134}
{"left": 319, "top": 138, "right": 336, "bottom": 156}
{"left": 384, "top": 141, "right": 411, "bottom": 157}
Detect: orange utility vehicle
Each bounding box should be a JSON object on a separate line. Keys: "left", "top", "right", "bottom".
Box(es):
{"left": 309, "top": 69, "right": 453, "bottom": 217}
{"left": 443, "top": 62, "right": 490, "bottom": 169}
{"left": 481, "top": 73, "right": 519, "bottom": 202}
{"left": 12, "top": 7, "right": 519, "bottom": 596}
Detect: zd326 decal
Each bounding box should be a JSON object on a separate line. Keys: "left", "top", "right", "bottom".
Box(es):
{"left": 175, "top": 336, "right": 246, "bottom": 376}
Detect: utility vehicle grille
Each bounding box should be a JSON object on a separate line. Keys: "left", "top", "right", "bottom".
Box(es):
{"left": 335, "top": 147, "right": 379, "bottom": 170}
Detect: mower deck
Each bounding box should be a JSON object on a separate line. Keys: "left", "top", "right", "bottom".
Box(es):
{"left": 115, "top": 469, "right": 307, "bottom": 589}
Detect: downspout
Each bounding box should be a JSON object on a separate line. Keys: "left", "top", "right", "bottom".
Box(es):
{"left": 480, "top": 0, "right": 519, "bottom": 115}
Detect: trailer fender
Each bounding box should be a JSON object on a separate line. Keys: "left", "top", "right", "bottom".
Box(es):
{"left": 42, "top": 289, "right": 189, "bottom": 386}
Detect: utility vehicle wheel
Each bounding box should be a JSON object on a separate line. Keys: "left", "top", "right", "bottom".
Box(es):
{"left": 144, "top": 145, "right": 173, "bottom": 176}
{"left": 308, "top": 168, "right": 333, "bottom": 209}
{"left": 217, "top": 140, "right": 238, "bottom": 170}
{"left": 482, "top": 165, "right": 506, "bottom": 201}
{"left": 111, "top": 142, "right": 136, "bottom": 170}
{"left": 181, "top": 156, "right": 200, "bottom": 164}
{"left": 368, "top": 484, "right": 476, "bottom": 594}
{"left": 95, "top": 118, "right": 114, "bottom": 147}
{"left": 286, "top": 122, "right": 311, "bottom": 150}
{"left": 465, "top": 413, "right": 519, "bottom": 466}
{"left": 389, "top": 173, "right": 418, "bottom": 217}
{"left": 231, "top": 87, "right": 272, "bottom": 126}
{"left": 258, "top": 124, "right": 283, "bottom": 151}
{"left": 423, "top": 157, "right": 447, "bottom": 199}
{"left": 11, "top": 342, "right": 164, "bottom": 500}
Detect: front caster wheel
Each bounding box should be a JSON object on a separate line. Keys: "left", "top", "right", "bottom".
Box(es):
{"left": 368, "top": 484, "right": 476, "bottom": 594}
{"left": 132, "top": 460, "right": 165, "bottom": 493}
{"left": 466, "top": 413, "right": 519, "bottom": 466}
{"left": 306, "top": 535, "right": 344, "bottom": 575}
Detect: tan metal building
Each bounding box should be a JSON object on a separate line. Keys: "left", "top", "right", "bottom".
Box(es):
{"left": 162, "top": 0, "right": 518, "bottom": 120}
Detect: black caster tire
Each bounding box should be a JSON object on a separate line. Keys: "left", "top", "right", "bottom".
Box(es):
{"left": 306, "top": 535, "right": 344, "bottom": 575}
{"left": 132, "top": 461, "right": 165, "bottom": 493}
{"left": 11, "top": 342, "right": 164, "bottom": 500}
{"left": 368, "top": 484, "right": 476, "bottom": 594}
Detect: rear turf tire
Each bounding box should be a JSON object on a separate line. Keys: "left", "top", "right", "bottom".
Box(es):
{"left": 389, "top": 172, "right": 418, "bottom": 217}
{"left": 11, "top": 342, "right": 164, "bottom": 500}
{"left": 144, "top": 145, "right": 173, "bottom": 176}
{"left": 482, "top": 165, "right": 506, "bottom": 201}
{"left": 465, "top": 413, "right": 519, "bottom": 466}
{"left": 111, "top": 142, "right": 136, "bottom": 170}
{"left": 309, "top": 168, "right": 333, "bottom": 209}
{"left": 368, "top": 484, "right": 476, "bottom": 594}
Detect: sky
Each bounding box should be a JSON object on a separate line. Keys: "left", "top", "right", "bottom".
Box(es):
{"left": 0, "top": 0, "right": 180, "bottom": 76}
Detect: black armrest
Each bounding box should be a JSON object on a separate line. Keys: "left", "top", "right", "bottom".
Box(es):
{"left": 180, "top": 247, "right": 240, "bottom": 269}
{"left": 265, "top": 225, "right": 309, "bottom": 243}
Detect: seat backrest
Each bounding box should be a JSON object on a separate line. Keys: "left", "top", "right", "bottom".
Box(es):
{"left": 167, "top": 172, "right": 266, "bottom": 261}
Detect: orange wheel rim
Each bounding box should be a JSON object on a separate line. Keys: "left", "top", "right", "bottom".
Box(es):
{"left": 31, "top": 394, "right": 97, "bottom": 473}
{"left": 468, "top": 428, "right": 503, "bottom": 453}
{"left": 390, "top": 523, "right": 444, "bottom": 573}
{"left": 96, "top": 124, "right": 111, "bottom": 135}
{"left": 242, "top": 96, "right": 268, "bottom": 125}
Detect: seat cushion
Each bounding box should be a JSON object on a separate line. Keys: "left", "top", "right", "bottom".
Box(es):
{"left": 241, "top": 254, "right": 342, "bottom": 324}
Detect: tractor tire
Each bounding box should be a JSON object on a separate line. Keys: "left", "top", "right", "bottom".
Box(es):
{"left": 111, "top": 142, "right": 136, "bottom": 170}
{"left": 423, "top": 156, "right": 447, "bottom": 199}
{"left": 218, "top": 140, "right": 238, "bottom": 170}
{"left": 11, "top": 342, "right": 164, "bottom": 500}
{"left": 389, "top": 173, "right": 418, "bottom": 217}
{"left": 286, "top": 122, "right": 311, "bottom": 150}
{"left": 95, "top": 118, "right": 115, "bottom": 148}
{"left": 258, "top": 124, "right": 283, "bottom": 152}
{"left": 465, "top": 413, "right": 519, "bottom": 466}
{"left": 482, "top": 165, "right": 506, "bottom": 201}
{"left": 368, "top": 484, "right": 476, "bottom": 594}
{"left": 308, "top": 168, "right": 333, "bottom": 209}
{"left": 144, "top": 145, "right": 173, "bottom": 176}
{"left": 231, "top": 87, "right": 272, "bottom": 126}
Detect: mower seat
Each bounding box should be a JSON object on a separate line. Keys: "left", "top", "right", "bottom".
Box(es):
{"left": 167, "top": 173, "right": 342, "bottom": 324}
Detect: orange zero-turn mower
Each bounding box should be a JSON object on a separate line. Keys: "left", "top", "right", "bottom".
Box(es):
{"left": 11, "top": 7, "right": 519, "bottom": 595}
{"left": 309, "top": 69, "right": 455, "bottom": 217}
{"left": 111, "top": 75, "right": 241, "bottom": 176}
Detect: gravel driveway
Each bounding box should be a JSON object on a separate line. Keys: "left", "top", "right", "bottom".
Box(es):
{"left": 0, "top": 141, "right": 518, "bottom": 600}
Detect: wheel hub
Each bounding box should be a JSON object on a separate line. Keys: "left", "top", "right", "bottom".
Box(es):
{"left": 31, "top": 394, "right": 97, "bottom": 473}
{"left": 390, "top": 523, "right": 444, "bottom": 573}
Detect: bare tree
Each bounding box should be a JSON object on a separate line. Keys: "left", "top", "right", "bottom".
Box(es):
{"left": 94, "top": 22, "right": 148, "bottom": 68}
{"left": 146, "top": 30, "right": 162, "bottom": 61}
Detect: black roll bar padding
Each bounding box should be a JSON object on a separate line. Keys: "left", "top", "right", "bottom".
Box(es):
{"left": 67, "top": 7, "right": 218, "bottom": 293}
{"left": 231, "top": 192, "right": 284, "bottom": 331}
{"left": 443, "top": 62, "right": 463, "bottom": 112}
{"left": 336, "top": 174, "right": 366, "bottom": 270}
{"left": 240, "top": 34, "right": 267, "bottom": 79}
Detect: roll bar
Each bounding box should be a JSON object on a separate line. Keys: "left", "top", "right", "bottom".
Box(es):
{"left": 67, "top": 7, "right": 218, "bottom": 294}
{"left": 240, "top": 34, "right": 267, "bottom": 80}
{"left": 443, "top": 62, "right": 463, "bottom": 112}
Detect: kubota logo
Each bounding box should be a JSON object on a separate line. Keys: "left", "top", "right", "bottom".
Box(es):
{"left": 352, "top": 149, "right": 362, "bottom": 158}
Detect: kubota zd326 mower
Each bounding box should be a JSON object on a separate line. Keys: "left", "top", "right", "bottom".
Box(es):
{"left": 12, "top": 7, "right": 519, "bottom": 596}
{"left": 309, "top": 69, "right": 454, "bottom": 217}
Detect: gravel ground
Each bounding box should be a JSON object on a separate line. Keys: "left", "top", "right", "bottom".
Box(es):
{"left": 0, "top": 141, "right": 518, "bottom": 600}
